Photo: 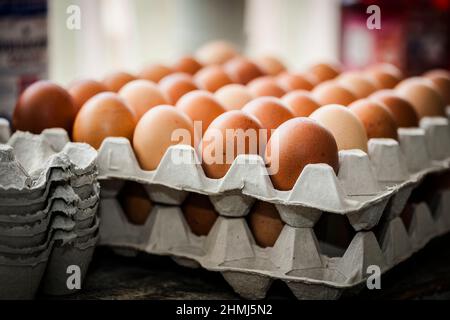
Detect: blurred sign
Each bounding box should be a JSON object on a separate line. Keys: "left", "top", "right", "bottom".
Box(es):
{"left": 0, "top": 0, "right": 48, "bottom": 121}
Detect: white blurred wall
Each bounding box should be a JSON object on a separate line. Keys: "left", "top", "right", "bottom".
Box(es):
{"left": 49, "top": 0, "right": 341, "bottom": 85}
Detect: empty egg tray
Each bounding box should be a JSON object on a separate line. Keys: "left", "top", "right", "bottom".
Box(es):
{"left": 97, "top": 111, "right": 450, "bottom": 300}
{"left": 0, "top": 127, "right": 100, "bottom": 300}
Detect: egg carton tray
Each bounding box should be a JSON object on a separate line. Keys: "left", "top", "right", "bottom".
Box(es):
{"left": 97, "top": 116, "right": 450, "bottom": 225}
{"left": 0, "top": 124, "right": 100, "bottom": 299}
{"left": 99, "top": 191, "right": 450, "bottom": 299}
{"left": 0, "top": 217, "right": 99, "bottom": 300}
{"left": 0, "top": 128, "right": 97, "bottom": 207}
{"left": 0, "top": 184, "right": 99, "bottom": 248}
{"left": 97, "top": 114, "right": 450, "bottom": 299}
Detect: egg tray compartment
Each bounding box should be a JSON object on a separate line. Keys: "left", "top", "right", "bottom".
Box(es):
{"left": 0, "top": 217, "right": 99, "bottom": 300}
{"left": 0, "top": 126, "right": 100, "bottom": 299}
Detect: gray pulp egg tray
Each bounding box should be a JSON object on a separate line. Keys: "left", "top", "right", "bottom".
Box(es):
{"left": 97, "top": 112, "right": 450, "bottom": 300}
{"left": 0, "top": 126, "right": 100, "bottom": 300}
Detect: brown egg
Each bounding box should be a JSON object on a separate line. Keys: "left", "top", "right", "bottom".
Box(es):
{"left": 119, "top": 80, "right": 168, "bottom": 121}
{"left": 254, "top": 55, "right": 286, "bottom": 76}
{"left": 365, "top": 63, "right": 403, "bottom": 89}
{"left": 248, "top": 201, "right": 284, "bottom": 248}
{"left": 194, "top": 65, "right": 233, "bottom": 92}
{"left": 312, "top": 81, "right": 357, "bottom": 106}
{"left": 423, "top": 69, "right": 450, "bottom": 105}
{"left": 139, "top": 64, "right": 173, "bottom": 83}
{"left": 370, "top": 90, "right": 419, "bottom": 127}
{"left": 201, "top": 110, "right": 263, "bottom": 179}
{"left": 103, "top": 71, "right": 137, "bottom": 92}
{"left": 349, "top": 99, "right": 398, "bottom": 140}
{"left": 337, "top": 72, "right": 378, "bottom": 99}
{"left": 72, "top": 92, "right": 136, "bottom": 149}
{"left": 310, "top": 104, "right": 368, "bottom": 152}
{"left": 176, "top": 90, "right": 226, "bottom": 134}
{"left": 265, "top": 118, "right": 339, "bottom": 191}
{"left": 242, "top": 97, "right": 294, "bottom": 139}
{"left": 173, "top": 56, "right": 203, "bottom": 75}
{"left": 159, "top": 73, "right": 198, "bottom": 104}
{"left": 68, "top": 79, "right": 108, "bottom": 112}
{"left": 307, "top": 62, "right": 341, "bottom": 83}
{"left": 395, "top": 77, "right": 446, "bottom": 118}
{"left": 133, "top": 105, "right": 194, "bottom": 171}
{"left": 247, "top": 77, "right": 286, "bottom": 98}
{"left": 13, "top": 81, "right": 77, "bottom": 134}
{"left": 224, "top": 57, "right": 265, "bottom": 84}
{"left": 214, "top": 84, "right": 254, "bottom": 110}
{"left": 276, "top": 72, "right": 315, "bottom": 92}
{"left": 118, "top": 181, "right": 153, "bottom": 225}
{"left": 282, "top": 90, "right": 321, "bottom": 117}
{"left": 195, "top": 40, "right": 238, "bottom": 65}
{"left": 182, "top": 193, "right": 218, "bottom": 236}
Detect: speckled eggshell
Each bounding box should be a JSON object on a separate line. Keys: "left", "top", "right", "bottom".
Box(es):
{"left": 265, "top": 117, "right": 339, "bottom": 191}
{"left": 349, "top": 99, "right": 399, "bottom": 140}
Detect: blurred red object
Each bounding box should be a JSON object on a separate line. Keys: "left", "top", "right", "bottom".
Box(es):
{"left": 341, "top": 0, "right": 450, "bottom": 75}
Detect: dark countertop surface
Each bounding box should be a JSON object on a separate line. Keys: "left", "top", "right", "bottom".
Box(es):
{"left": 41, "top": 233, "right": 450, "bottom": 300}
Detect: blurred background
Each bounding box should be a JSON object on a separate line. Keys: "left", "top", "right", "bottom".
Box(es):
{"left": 0, "top": 0, "right": 449, "bottom": 119}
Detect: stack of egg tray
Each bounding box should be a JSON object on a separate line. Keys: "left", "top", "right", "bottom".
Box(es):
{"left": 0, "top": 123, "right": 99, "bottom": 300}
{"left": 97, "top": 110, "right": 450, "bottom": 300}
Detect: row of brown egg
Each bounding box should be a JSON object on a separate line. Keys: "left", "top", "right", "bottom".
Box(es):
{"left": 12, "top": 41, "right": 450, "bottom": 248}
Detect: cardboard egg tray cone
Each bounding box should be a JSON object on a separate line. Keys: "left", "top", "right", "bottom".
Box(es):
{"left": 0, "top": 123, "right": 100, "bottom": 299}
{"left": 97, "top": 115, "right": 450, "bottom": 300}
